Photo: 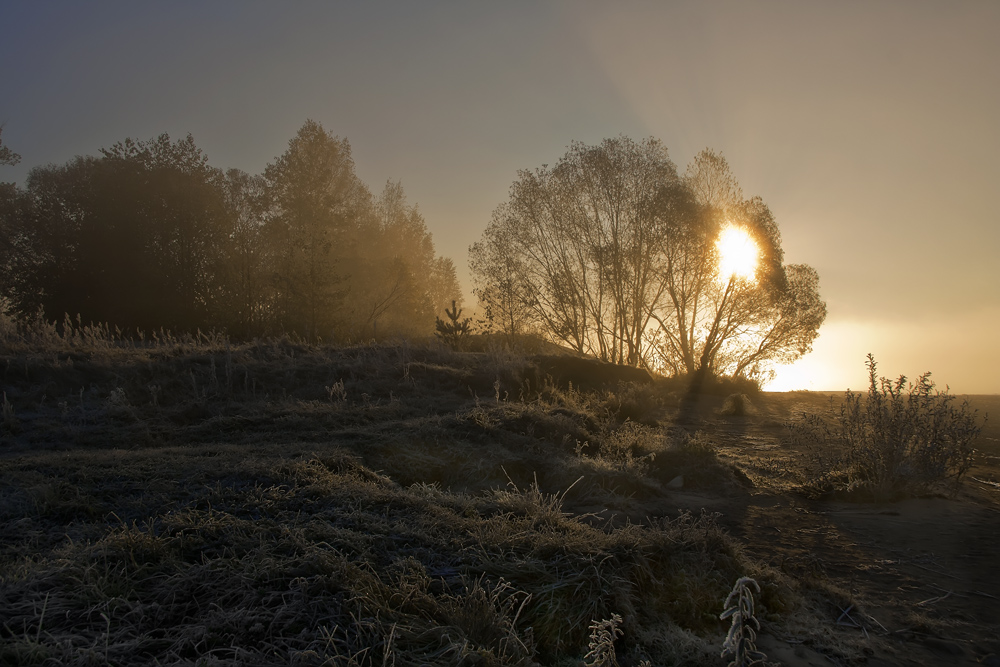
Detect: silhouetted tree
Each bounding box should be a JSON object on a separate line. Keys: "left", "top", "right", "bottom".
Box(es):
{"left": 0, "top": 121, "right": 463, "bottom": 343}
{"left": 219, "top": 168, "right": 272, "bottom": 337}
{"left": 468, "top": 218, "right": 539, "bottom": 339}
{"left": 98, "top": 134, "right": 228, "bottom": 331}
{"left": 435, "top": 300, "right": 471, "bottom": 350}
{"left": 471, "top": 140, "right": 826, "bottom": 384}
{"left": 0, "top": 183, "right": 25, "bottom": 306}
{"left": 0, "top": 126, "right": 22, "bottom": 297}
{"left": 650, "top": 151, "right": 826, "bottom": 385}
{"left": 471, "top": 137, "right": 680, "bottom": 363}
{"left": 343, "top": 181, "right": 462, "bottom": 340}
{"left": 2, "top": 156, "right": 96, "bottom": 321}
{"left": 263, "top": 120, "right": 369, "bottom": 341}
{"left": 4, "top": 134, "right": 228, "bottom": 332}
{"left": 0, "top": 126, "right": 19, "bottom": 167}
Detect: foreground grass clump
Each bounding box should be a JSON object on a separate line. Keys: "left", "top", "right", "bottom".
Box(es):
{"left": 0, "top": 449, "right": 777, "bottom": 666}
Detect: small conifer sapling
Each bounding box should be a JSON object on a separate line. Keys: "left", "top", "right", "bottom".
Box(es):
{"left": 435, "top": 300, "right": 472, "bottom": 350}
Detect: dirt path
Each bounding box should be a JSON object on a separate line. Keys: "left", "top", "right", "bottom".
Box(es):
{"left": 654, "top": 399, "right": 1000, "bottom": 666}
{"left": 572, "top": 471, "right": 1000, "bottom": 664}
{"left": 739, "top": 493, "right": 1000, "bottom": 665}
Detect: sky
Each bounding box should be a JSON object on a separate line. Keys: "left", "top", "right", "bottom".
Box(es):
{"left": 2, "top": 1, "right": 998, "bottom": 393}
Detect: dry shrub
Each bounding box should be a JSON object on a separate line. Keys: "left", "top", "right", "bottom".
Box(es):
{"left": 839, "top": 355, "right": 983, "bottom": 499}
{"left": 489, "top": 473, "right": 575, "bottom": 525}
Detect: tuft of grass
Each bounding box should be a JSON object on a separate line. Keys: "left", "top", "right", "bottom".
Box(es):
{"left": 595, "top": 420, "right": 659, "bottom": 476}
{"left": 325, "top": 378, "right": 348, "bottom": 402}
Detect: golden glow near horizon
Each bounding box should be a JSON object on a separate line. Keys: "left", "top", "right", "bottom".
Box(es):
{"left": 716, "top": 225, "right": 758, "bottom": 283}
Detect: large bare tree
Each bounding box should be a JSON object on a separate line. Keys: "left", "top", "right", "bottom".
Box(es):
{"left": 471, "top": 137, "right": 679, "bottom": 363}
{"left": 471, "top": 140, "right": 826, "bottom": 384}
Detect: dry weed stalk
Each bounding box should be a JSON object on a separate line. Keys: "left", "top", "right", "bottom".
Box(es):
{"left": 584, "top": 613, "right": 623, "bottom": 667}
{"left": 325, "top": 379, "right": 348, "bottom": 402}
{"left": 720, "top": 576, "right": 767, "bottom": 667}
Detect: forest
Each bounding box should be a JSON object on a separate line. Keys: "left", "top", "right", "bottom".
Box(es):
{"left": 0, "top": 122, "right": 461, "bottom": 342}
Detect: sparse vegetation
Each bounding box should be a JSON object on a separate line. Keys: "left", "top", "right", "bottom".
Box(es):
{"left": 787, "top": 355, "right": 985, "bottom": 500}
{"left": 841, "top": 354, "right": 982, "bottom": 498}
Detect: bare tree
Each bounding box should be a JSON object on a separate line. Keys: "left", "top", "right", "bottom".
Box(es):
{"left": 468, "top": 218, "right": 540, "bottom": 339}
{"left": 471, "top": 137, "right": 679, "bottom": 362}
{"left": 649, "top": 153, "right": 825, "bottom": 384}
{"left": 344, "top": 181, "right": 462, "bottom": 340}
{"left": 471, "top": 140, "right": 826, "bottom": 383}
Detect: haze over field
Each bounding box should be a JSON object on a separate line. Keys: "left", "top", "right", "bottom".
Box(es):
{"left": 2, "top": 1, "right": 998, "bottom": 392}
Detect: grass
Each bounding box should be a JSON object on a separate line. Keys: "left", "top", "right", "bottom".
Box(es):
{"left": 0, "top": 322, "right": 769, "bottom": 665}
{"left": 0, "top": 444, "right": 775, "bottom": 665}
{"left": 5, "top": 321, "right": 977, "bottom": 665}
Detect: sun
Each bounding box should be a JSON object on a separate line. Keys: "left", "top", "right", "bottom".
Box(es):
{"left": 716, "top": 224, "right": 758, "bottom": 282}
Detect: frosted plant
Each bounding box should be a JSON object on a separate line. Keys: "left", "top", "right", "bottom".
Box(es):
{"left": 584, "top": 613, "right": 623, "bottom": 667}
{"left": 720, "top": 577, "right": 767, "bottom": 667}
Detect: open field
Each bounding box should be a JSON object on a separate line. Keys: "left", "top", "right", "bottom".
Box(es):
{"left": 1, "top": 339, "right": 998, "bottom": 666}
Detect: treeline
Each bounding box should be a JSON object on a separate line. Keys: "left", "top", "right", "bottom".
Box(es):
{"left": 0, "top": 121, "right": 460, "bottom": 341}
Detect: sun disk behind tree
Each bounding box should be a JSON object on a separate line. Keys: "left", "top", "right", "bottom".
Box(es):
{"left": 716, "top": 224, "right": 758, "bottom": 283}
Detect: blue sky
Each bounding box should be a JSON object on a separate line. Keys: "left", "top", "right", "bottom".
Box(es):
{"left": 2, "top": 1, "right": 998, "bottom": 391}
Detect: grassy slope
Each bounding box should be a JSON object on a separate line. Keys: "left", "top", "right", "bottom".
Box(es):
{"left": 5, "top": 338, "right": 986, "bottom": 665}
